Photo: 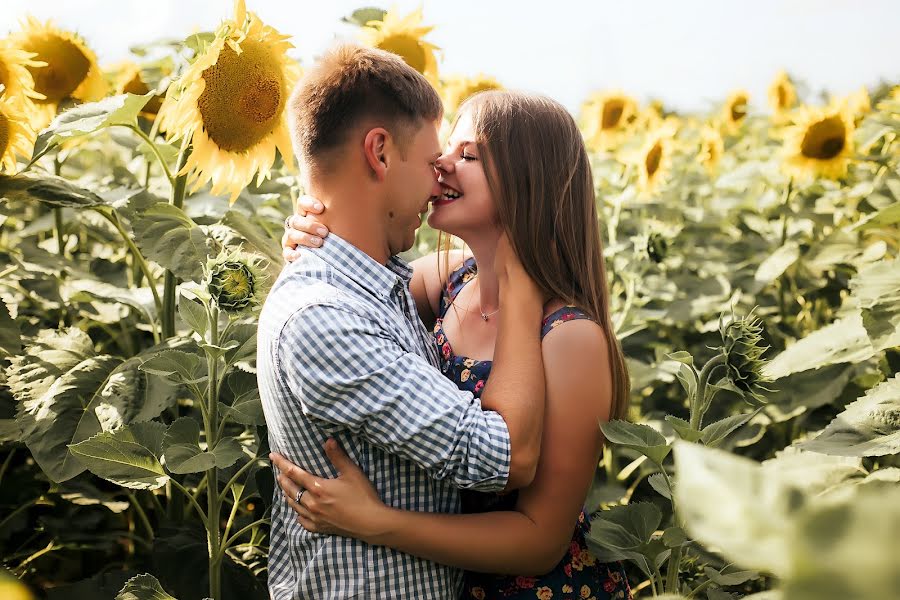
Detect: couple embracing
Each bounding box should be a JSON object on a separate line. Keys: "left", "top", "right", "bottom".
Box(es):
{"left": 257, "top": 42, "right": 632, "bottom": 600}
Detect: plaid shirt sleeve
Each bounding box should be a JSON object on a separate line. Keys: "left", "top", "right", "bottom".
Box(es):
{"left": 277, "top": 302, "right": 511, "bottom": 491}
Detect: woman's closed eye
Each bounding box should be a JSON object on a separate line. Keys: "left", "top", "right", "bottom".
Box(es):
{"left": 461, "top": 151, "right": 478, "bottom": 161}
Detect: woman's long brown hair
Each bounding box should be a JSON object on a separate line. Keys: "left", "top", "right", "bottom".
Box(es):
{"left": 442, "top": 90, "right": 630, "bottom": 421}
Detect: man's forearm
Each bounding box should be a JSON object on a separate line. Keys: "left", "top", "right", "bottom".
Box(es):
{"left": 481, "top": 282, "right": 545, "bottom": 489}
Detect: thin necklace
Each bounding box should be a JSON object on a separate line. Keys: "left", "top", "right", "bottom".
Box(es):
{"left": 468, "top": 274, "right": 500, "bottom": 322}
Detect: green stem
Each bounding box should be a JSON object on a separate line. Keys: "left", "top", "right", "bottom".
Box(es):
{"left": 54, "top": 207, "right": 65, "bottom": 256}
{"left": 95, "top": 209, "right": 162, "bottom": 344}
{"left": 127, "top": 124, "right": 175, "bottom": 184}
{"left": 665, "top": 544, "right": 684, "bottom": 595}
{"left": 0, "top": 448, "right": 15, "bottom": 488}
{"left": 53, "top": 156, "right": 65, "bottom": 256}
{"left": 127, "top": 492, "right": 155, "bottom": 541}
{"left": 218, "top": 517, "right": 269, "bottom": 561}
{"left": 169, "top": 477, "right": 208, "bottom": 522}
{"left": 205, "top": 303, "right": 222, "bottom": 600}
{"left": 162, "top": 145, "right": 192, "bottom": 340}
{"left": 691, "top": 354, "right": 727, "bottom": 430}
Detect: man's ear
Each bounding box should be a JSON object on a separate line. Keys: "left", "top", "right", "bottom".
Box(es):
{"left": 363, "top": 127, "right": 390, "bottom": 181}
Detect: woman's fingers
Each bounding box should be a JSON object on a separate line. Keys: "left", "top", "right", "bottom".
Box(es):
{"left": 298, "top": 194, "right": 324, "bottom": 214}
{"left": 271, "top": 452, "right": 319, "bottom": 493}
{"left": 289, "top": 214, "right": 329, "bottom": 239}
{"left": 285, "top": 227, "right": 323, "bottom": 249}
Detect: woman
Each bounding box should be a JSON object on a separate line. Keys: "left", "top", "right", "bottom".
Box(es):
{"left": 274, "top": 90, "right": 632, "bottom": 600}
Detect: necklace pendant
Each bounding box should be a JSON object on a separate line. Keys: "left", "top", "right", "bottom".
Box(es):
{"left": 481, "top": 313, "right": 489, "bottom": 322}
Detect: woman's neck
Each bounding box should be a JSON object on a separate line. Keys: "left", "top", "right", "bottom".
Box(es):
{"left": 466, "top": 237, "right": 500, "bottom": 314}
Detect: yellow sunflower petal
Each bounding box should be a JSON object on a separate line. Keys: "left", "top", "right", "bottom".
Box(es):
{"left": 721, "top": 89, "right": 751, "bottom": 133}
{"left": 0, "top": 39, "right": 46, "bottom": 111}
{"left": 440, "top": 74, "right": 503, "bottom": 115}
{"left": 768, "top": 70, "right": 797, "bottom": 123}
{"left": 698, "top": 125, "right": 724, "bottom": 175}
{"left": 157, "top": 0, "right": 300, "bottom": 204}
{"left": 781, "top": 103, "right": 854, "bottom": 182}
{"left": 581, "top": 91, "right": 638, "bottom": 152}
{"left": 11, "top": 17, "right": 107, "bottom": 129}
{"left": 358, "top": 7, "right": 440, "bottom": 84}
{"left": 0, "top": 96, "right": 37, "bottom": 173}
{"left": 632, "top": 125, "right": 675, "bottom": 195}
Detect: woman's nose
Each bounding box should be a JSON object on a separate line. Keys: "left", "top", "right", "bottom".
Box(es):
{"left": 434, "top": 153, "right": 454, "bottom": 174}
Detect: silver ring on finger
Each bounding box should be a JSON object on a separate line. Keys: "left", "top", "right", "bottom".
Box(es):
{"left": 295, "top": 488, "right": 305, "bottom": 504}
{"left": 284, "top": 215, "right": 293, "bottom": 229}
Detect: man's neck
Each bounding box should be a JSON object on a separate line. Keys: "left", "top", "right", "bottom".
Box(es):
{"left": 307, "top": 182, "right": 391, "bottom": 265}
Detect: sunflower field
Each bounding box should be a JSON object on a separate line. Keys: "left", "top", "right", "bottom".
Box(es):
{"left": 0, "top": 3, "right": 898, "bottom": 600}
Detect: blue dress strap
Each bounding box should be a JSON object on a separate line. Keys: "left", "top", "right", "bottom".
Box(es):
{"left": 540, "top": 306, "right": 593, "bottom": 338}
{"left": 438, "top": 256, "right": 477, "bottom": 316}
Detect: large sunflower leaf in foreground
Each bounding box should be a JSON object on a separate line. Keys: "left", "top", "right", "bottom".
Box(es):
{"left": 157, "top": 0, "right": 300, "bottom": 204}
{"left": 10, "top": 17, "right": 107, "bottom": 129}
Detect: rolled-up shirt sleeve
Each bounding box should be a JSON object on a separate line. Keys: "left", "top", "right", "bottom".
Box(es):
{"left": 277, "top": 302, "right": 510, "bottom": 492}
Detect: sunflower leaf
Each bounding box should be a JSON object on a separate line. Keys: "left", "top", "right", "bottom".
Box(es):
{"left": 32, "top": 93, "right": 154, "bottom": 161}
{"left": 115, "top": 573, "right": 178, "bottom": 600}
{"left": 342, "top": 8, "right": 387, "bottom": 27}
{"left": 701, "top": 409, "right": 762, "bottom": 448}
{"left": 68, "top": 422, "right": 169, "bottom": 490}
{"left": 849, "top": 258, "right": 900, "bottom": 352}
{"left": 0, "top": 297, "right": 21, "bottom": 358}
{"left": 133, "top": 203, "right": 216, "bottom": 281}
{"left": 8, "top": 329, "right": 178, "bottom": 483}
{"left": 763, "top": 311, "right": 874, "bottom": 379}
{"left": 162, "top": 417, "right": 216, "bottom": 474}
{"left": 0, "top": 173, "right": 107, "bottom": 208}
{"left": 795, "top": 375, "right": 900, "bottom": 457}
{"left": 600, "top": 420, "right": 671, "bottom": 465}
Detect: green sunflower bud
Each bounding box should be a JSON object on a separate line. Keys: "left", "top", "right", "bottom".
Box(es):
{"left": 719, "top": 309, "right": 772, "bottom": 402}
{"left": 647, "top": 232, "right": 668, "bottom": 263}
{"left": 204, "top": 249, "right": 268, "bottom": 314}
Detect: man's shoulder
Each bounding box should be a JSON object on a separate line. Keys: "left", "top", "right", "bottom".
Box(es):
{"left": 259, "top": 257, "right": 377, "bottom": 340}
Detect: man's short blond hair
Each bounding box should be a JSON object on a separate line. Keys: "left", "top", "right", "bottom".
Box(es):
{"left": 288, "top": 44, "right": 443, "bottom": 175}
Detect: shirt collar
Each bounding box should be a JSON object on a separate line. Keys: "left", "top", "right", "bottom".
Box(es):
{"left": 305, "top": 232, "right": 413, "bottom": 300}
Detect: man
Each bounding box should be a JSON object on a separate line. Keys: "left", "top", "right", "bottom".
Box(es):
{"left": 257, "top": 44, "right": 546, "bottom": 599}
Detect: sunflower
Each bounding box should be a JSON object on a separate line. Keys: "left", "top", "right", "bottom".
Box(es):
{"left": 767, "top": 70, "right": 796, "bottom": 121}
{"left": 581, "top": 91, "right": 638, "bottom": 152}
{"left": 358, "top": 7, "right": 440, "bottom": 84}
{"left": 0, "top": 95, "right": 36, "bottom": 173}
{"left": 107, "top": 61, "right": 163, "bottom": 118}
{"left": 157, "top": 0, "right": 300, "bottom": 203}
{"left": 440, "top": 74, "right": 502, "bottom": 115}
{"left": 633, "top": 123, "right": 676, "bottom": 195}
{"left": 0, "top": 40, "right": 45, "bottom": 110}
{"left": 10, "top": 17, "right": 107, "bottom": 129}
{"left": 844, "top": 85, "right": 871, "bottom": 121}
{"left": 781, "top": 103, "right": 854, "bottom": 182}
{"left": 698, "top": 125, "right": 724, "bottom": 175}
{"left": 722, "top": 90, "right": 750, "bottom": 133}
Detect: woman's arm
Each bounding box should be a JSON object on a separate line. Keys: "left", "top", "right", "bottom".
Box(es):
{"left": 273, "top": 319, "right": 613, "bottom": 575}
{"left": 282, "top": 196, "right": 466, "bottom": 328}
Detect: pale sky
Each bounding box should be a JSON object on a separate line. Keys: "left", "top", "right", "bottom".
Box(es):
{"left": 3, "top": 0, "right": 898, "bottom": 114}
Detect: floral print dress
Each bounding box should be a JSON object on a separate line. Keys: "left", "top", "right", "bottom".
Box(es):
{"left": 433, "top": 258, "right": 632, "bottom": 600}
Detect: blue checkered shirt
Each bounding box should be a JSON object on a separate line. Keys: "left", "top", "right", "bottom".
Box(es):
{"left": 257, "top": 233, "right": 512, "bottom": 599}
